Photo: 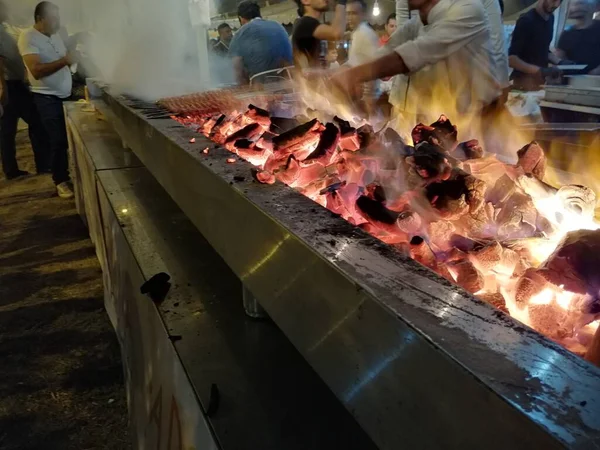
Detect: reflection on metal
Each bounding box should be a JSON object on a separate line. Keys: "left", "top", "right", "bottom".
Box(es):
{"left": 242, "top": 285, "right": 268, "bottom": 319}
{"left": 102, "top": 90, "right": 600, "bottom": 450}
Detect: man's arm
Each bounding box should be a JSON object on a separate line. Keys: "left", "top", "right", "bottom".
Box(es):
{"left": 21, "top": 53, "right": 71, "bottom": 80}
{"left": 508, "top": 16, "right": 541, "bottom": 74}
{"left": 232, "top": 56, "right": 248, "bottom": 85}
{"left": 313, "top": 4, "right": 347, "bottom": 40}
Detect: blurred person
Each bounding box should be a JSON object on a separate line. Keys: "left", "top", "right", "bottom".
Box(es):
{"left": 292, "top": 0, "right": 347, "bottom": 68}
{"left": 379, "top": 13, "right": 397, "bottom": 46}
{"left": 508, "top": 0, "right": 563, "bottom": 91}
{"left": 326, "top": 42, "right": 340, "bottom": 68}
{"left": 213, "top": 23, "right": 233, "bottom": 56}
{"left": 330, "top": 0, "right": 502, "bottom": 125}
{"left": 0, "top": 0, "right": 50, "bottom": 180}
{"left": 18, "top": 1, "right": 73, "bottom": 199}
{"left": 481, "top": 0, "right": 509, "bottom": 102}
{"left": 556, "top": 0, "right": 600, "bottom": 74}
{"left": 229, "top": 1, "right": 293, "bottom": 84}
{"left": 347, "top": 0, "right": 380, "bottom": 114}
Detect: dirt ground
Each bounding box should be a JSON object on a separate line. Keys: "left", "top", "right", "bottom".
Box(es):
{"left": 0, "top": 132, "right": 129, "bottom": 450}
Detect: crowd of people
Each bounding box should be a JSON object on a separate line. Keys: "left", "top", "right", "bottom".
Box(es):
{"left": 209, "top": 0, "right": 599, "bottom": 127}
{"left": 0, "top": 0, "right": 73, "bottom": 198}
{"left": 1, "top": 0, "right": 599, "bottom": 189}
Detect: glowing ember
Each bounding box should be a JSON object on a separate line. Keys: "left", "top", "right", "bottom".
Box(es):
{"left": 170, "top": 101, "right": 600, "bottom": 359}
{"left": 189, "top": 137, "right": 196, "bottom": 143}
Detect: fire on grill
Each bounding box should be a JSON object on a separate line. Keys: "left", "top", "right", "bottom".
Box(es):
{"left": 162, "top": 89, "right": 600, "bottom": 362}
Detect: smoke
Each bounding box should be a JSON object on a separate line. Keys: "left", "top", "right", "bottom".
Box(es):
{"left": 76, "top": 0, "right": 233, "bottom": 100}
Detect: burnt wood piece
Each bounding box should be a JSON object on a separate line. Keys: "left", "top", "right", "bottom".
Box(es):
{"left": 537, "top": 229, "right": 600, "bottom": 296}
{"left": 426, "top": 169, "right": 482, "bottom": 218}
{"left": 356, "top": 195, "right": 400, "bottom": 225}
{"left": 225, "top": 123, "right": 262, "bottom": 144}
{"left": 269, "top": 117, "right": 301, "bottom": 134}
{"left": 248, "top": 104, "right": 270, "bottom": 117}
{"left": 410, "top": 142, "right": 451, "bottom": 179}
{"left": 357, "top": 124, "right": 375, "bottom": 148}
{"left": 304, "top": 123, "right": 339, "bottom": 163}
{"left": 333, "top": 116, "right": 356, "bottom": 136}
{"left": 272, "top": 118, "right": 320, "bottom": 150}
{"left": 235, "top": 139, "right": 254, "bottom": 149}
{"left": 454, "top": 140, "right": 484, "bottom": 160}
{"left": 411, "top": 115, "right": 458, "bottom": 151}
{"left": 479, "top": 292, "right": 509, "bottom": 314}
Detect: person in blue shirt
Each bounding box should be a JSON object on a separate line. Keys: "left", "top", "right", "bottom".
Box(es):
{"left": 228, "top": 1, "right": 293, "bottom": 85}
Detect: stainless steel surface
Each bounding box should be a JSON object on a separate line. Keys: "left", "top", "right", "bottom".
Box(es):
{"left": 102, "top": 90, "right": 600, "bottom": 449}
{"left": 97, "top": 167, "right": 377, "bottom": 450}
{"left": 96, "top": 170, "right": 220, "bottom": 450}
{"left": 544, "top": 85, "right": 600, "bottom": 108}
{"left": 242, "top": 285, "right": 268, "bottom": 319}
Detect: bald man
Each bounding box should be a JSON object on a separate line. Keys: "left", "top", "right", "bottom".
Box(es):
{"left": 556, "top": 0, "right": 600, "bottom": 74}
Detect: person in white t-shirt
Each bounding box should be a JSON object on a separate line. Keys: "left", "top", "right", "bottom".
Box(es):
{"left": 18, "top": 1, "right": 73, "bottom": 199}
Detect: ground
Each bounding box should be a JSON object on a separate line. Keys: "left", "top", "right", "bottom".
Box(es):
{"left": 0, "top": 132, "right": 129, "bottom": 450}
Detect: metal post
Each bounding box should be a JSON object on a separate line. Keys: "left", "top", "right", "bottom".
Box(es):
{"left": 242, "top": 285, "right": 268, "bottom": 319}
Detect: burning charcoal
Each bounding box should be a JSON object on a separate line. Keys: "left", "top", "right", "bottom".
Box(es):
{"left": 410, "top": 236, "right": 437, "bottom": 268}
{"left": 517, "top": 141, "right": 546, "bottom": 180}
{"left": 339, "top": 132, "right": 361, "bottom": 151}
{"left": 272, "top": 118, "right": 321, "bottom": 150}
{"left": 487, "top": 174, "right": 515, "bottom": 205}
{"left": 235, "top": 139, "right": 253, "bottom": 149}
{"left": 557, "top": 185, "right": 597, "bottom": 219}
{"left": 427, "top": 221, "right": 456, "bottom": 250}
{"left": 463, "top": 174, "right": 487, "bottom": 214}
{"left": 537, "top": 229, "right": 600, "bottom": 296}
{"left": 585, "top": 326, "right": 600, "bottom": 367}
{"left": 514, "top": 268, "right": 547, "bottom": 306}
{"left": 304, "top": 123, "right": 339, "bottom": 165}
{"left": 479, "top": 292, "right": 509, "bottom": 314}
{"left": 495, "top": 192, "right": 537, "bottom": 239}
{"left": 275, "top": 155, "right": 300, "bottom": 185}
{"left": 365, "top": 183, "right": 387, "bottom": 203}
{"left": 252, "top": 169, "right": 276, "bottom": 185}
{"left": 357, "top": 124, "right": 376, "bottom": 148}
{"left": 408, "top": 142, "right": 452, "bottom": 180}
{"left": 333, "top": 116, "right": 355, "bottom": 136}
{"left": 270, "top": 117, "right": 301, "bottom": 134}
{"left": 454, "top": 139, "right": 484, "bottom": 160}
{"left": 396, "top": 211, "right": 423, "bottom": 235}
{"left": 469, "top": 241, "right": 503, "bottom": 271}
{"left": 528, "top": 303, "right": 569, "bottom": 340}
{"left": 248, "top": 104, "right": 269, "bottom": 117}
{"left": 225, "top": 123, "right": 262, "bottom": 145}
{"left": 411, "top": 115, "right": 458, "bottom": 151}
{"left": 449, "top": 260, "right": 484, "bottom": 294}
{"left": 426, "top": 170, "right": 477, "bottom": 219}
{"left": 356, "top": 195, "right": 399, "bottom": 225}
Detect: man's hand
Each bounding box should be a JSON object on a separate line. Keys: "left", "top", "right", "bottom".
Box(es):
{"left": 63, "top": 52, "right": 76, "bottom": 66}
{"left": 539, "top": 66, "right": 561, "bottom": 79}
{"left": 329, "top": 68, "right": 362, "bottom": 99}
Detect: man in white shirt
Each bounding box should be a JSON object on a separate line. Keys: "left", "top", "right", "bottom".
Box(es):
{"left": 18, "top": 1, "right": 73, "bottom": 198}
{"left": 0, "top": 0, "right": 50, "bottom": 180}
{"left": 346, "top": 0, "right": 380, "bottom": 115}
{"left": 331, "top": 0, "right": 502, "bottom": 134}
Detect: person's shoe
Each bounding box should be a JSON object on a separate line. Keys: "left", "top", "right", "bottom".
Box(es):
{"left": 5, "top": 170, "right": 30, "bottom": 180}
{"left": 56, "top": 181, "right": 74, "bottom": 199}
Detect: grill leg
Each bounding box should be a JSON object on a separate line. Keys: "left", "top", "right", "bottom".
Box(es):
{"left": 242, "top": 285, "right": 268, "bottom": 319}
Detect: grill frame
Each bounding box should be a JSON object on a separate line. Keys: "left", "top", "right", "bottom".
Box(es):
{"left": 101, "top": 89, "right": 600, "bottom": 450}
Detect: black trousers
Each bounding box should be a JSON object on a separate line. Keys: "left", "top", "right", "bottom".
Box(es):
{"left": 0, "top": 80, "right": 50, "bottom": 176}
{"left": 32, "top": 92, "right": 70, "bottom": 185}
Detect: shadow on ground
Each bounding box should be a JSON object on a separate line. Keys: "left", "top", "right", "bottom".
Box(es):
{"left": 0, "top": 132, "right": 129, "bottom": 450}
